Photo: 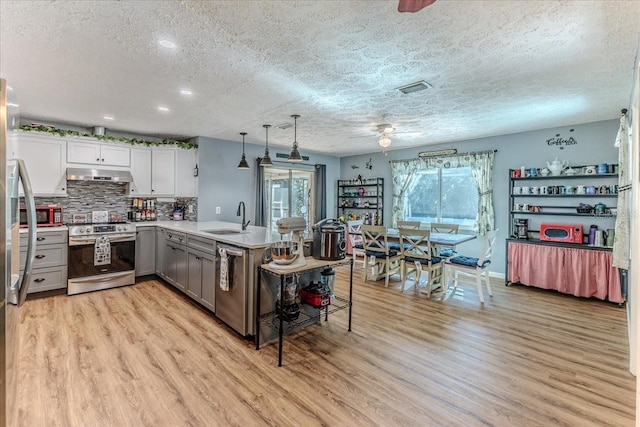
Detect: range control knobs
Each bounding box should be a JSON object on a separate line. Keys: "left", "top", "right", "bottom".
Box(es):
{"left": 117, "top": 225, "right": 129, "bottom": 232}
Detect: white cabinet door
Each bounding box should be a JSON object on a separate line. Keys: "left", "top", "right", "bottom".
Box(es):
{"left": 67, "top": 140, "right": 130, "bottom": 166}
{"left": 151, "top": 148, "right": 176, "bottom": 196}
{"left": 67, "top": 141, "right": 101, "bottom": 165}
{"left": 176, "top": 148, "right": 197, "bottom": 197}
{"left": 130, "top": 148, "right": 152, "bottom": 196}
{"left": 100, "top": 144, "right": 130, "bottom": 167}
{"left": 18, "top": 135, "right": 67, "bottom": 196}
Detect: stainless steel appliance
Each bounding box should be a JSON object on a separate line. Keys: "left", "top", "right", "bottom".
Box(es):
{"left": 215, "top": 243, "right": 248, "bottom": 335}
{"left": 312, "top": 218, "right": 346, "bottom": 260}
{"left": 1, "top": 78, "right": 38, "bottom": 427}
{"left": 67, "top": 222, "right": 135, "bottom": 295}
{"left": 19, "top": 205, "right": 63, "bottom": 227}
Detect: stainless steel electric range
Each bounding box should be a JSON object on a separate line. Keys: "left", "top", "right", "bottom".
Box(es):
{"left": 67, "top": 222, "right": 136, "bottom": 295}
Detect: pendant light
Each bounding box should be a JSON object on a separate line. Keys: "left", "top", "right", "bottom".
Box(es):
{"left": 237, "top": 132, "right": 250, "bottom": 170}
{"left": 287, "top": 114, "right": 303, "bottom": 162}
{"left": 260, "top": 124, "right": 273, "bottom": 167}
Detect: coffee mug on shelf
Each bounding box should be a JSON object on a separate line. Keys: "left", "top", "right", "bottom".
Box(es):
{"left": 522, "top": 204, "right": 530, "bottom": 211}
{"left": 513, "top": 186, "right": 522, "bottom": 195}
{"left": 513, "top": 203, "right": 522, "bottom": 211}
{"left": 585, "top": 185, "right": 596, "bottom": 195}
{"left": 597, "top": 163, "right": 609, "bottom": 174}
{"left": 540, "top": 186, "right": 548, "bottom": 195}
{"left": 576, "top": 185, "right": 585, "bottom": 194}
{"left": 512, "top": 169, "right": 521, "bottom": 178}
{"left": 521, "top": 186, "right": 530, "bottom": 195}
{"left": 527, "top": 167, "right": 538, "bottom": 177}
{"left": 583, "top": 165, "right": 596, "bottom": 175}
{"left": 530, "top": 186, "right": 539, "bottom": 195}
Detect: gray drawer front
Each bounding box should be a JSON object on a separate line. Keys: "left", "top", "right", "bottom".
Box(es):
{"left": 20, "top": 245, "right": 67, "bottom": 269}
{"left": 187, "top": 235, "right": 216, "bottom": 254}
{"left": 21, "top": 230, "right": 68, "bottom": 247}
{"left": 165, "top": 231, "right": 186, "bottom": 245}
{"left": 24, "top": 266, "right": 67, "bottom": 293}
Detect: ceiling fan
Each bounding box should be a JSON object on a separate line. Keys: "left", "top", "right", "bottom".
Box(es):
{"left": 398, "top": 0, "right": 436, "bottom": 13}
{"left": 374, "top": 124, "right": 423, "bottom": 149}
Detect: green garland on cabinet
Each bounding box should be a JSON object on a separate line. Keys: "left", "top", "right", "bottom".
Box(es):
{"left": 19, "top": 124, "right": 197, "bottom": 150}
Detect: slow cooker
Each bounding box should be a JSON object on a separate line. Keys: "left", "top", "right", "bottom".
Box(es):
{"left": 312, "top": 218, "right": 346, "bottom": 260}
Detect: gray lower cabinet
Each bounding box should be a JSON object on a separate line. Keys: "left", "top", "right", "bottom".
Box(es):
{"left": 136, "top": 226, "right": 156, "bottom": 276}
{"left": 155, "top": 228, "right": 166, "bottom": 278}
{"left": 20, "top": 230, "right": 68, "bottom": 293}
{"left": 165, "top": 240, "right": 187, "bottom": 291}
{"left": 186, "top": 247, "right": 216, "bottom": 311}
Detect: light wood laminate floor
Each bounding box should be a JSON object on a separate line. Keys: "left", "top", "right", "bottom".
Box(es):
{"left": 17, "top": 267, "right": 634, "bottom": 426}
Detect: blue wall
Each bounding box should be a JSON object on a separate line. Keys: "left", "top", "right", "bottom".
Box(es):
{"left": 197, "top": 136, "right": 341, "bottom": 226}
{"left": 340, "top": 119, "right": 621, "bottom": 275}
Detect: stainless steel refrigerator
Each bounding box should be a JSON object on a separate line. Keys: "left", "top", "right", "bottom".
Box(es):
{"left": 0, "top": 78, "right": 37, "bottom": 427}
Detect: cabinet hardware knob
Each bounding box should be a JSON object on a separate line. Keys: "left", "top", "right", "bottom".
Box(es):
{"left": 96, "top": 158, "right": 100, "bottom": 162}
{"left": 101, "top": 158, "right": 104, "bottom": 162}
{"left": 35, "top": 255, "right": 45, "bottom": 259}
{"left": 36, "top": 237, "right": 45, "bottom": 241}
{"left": 34, "top": 278, "right": 45, "bottom": 283}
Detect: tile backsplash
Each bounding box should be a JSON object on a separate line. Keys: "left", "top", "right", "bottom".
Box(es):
{"left": 32, "top": 181, "right": 198, "bottom": 223}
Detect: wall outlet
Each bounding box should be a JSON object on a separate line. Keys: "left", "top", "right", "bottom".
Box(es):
{"left": 188, "top": 204, "right": 194, "bottom": 214}
{"left": 216, "top": 206, "right": 221, "bottom": 214}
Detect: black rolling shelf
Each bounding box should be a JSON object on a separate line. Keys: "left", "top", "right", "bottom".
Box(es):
{"left": 255, "top": 258, "right": 354, "bottom": 367}
{"left": 337, "top": 177, "right": 383, "bottom": 225}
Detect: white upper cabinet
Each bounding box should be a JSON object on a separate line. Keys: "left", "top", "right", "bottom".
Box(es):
{"left": 176, "top": 148, "right": 197, "bottom": 197}
{"left": 151, "top": 148, "right": 176, "bottom": 197}
{"left": 18, "top": 134, "right": 67, "bottom": 196}
{"left": 129, "top": 148, "right": 152, "bottom": 196}
{"left": 67, "top": 140, "right": 130, "bottom": 167}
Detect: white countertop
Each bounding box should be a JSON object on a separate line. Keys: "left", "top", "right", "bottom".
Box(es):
{"left": 135, "top": 220, "right": 290, "bottom": 249}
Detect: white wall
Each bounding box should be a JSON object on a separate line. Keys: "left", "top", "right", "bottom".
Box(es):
{"left": 340, "top": 119, "right": 621, "bottom": 276}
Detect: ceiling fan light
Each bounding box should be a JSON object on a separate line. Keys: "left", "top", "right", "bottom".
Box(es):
{"left": 378, "top": 136, "right": 392, "bottom": 148}
{"left": 237, "top": 132, "right": 250, "bottom": 170}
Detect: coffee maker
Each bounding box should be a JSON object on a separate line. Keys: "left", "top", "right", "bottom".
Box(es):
{"left": 514, "top": 218, "right": 529, "bottom": 239}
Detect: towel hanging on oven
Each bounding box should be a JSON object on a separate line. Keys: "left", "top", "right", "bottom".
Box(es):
{"left": 94, "top": 235, "right": 112, "bottom": 266}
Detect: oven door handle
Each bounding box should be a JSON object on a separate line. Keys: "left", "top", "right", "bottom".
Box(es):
{"left": 69, "top": 234, "right": 135, "bottom": 246}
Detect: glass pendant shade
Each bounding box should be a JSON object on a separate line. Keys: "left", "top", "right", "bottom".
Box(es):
{"left": 260, "top": 125, "right": 273, "bottom": 167}
{"left": 237, "top": 132, "right": 250, "bottom": 169}
{"left": 288, "top": 114, "right": 303, "bottom": 162}
{"left": 378, "top": 135, "right": 392, "bottom": 148}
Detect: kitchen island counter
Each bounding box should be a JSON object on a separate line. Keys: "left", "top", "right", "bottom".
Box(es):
{"left": 135, "top": 220, "right": 286, "bottom": 249}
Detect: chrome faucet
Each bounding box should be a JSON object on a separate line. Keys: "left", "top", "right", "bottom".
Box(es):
{"left": 237, "top": 201, "right": 250, "bottom": 230}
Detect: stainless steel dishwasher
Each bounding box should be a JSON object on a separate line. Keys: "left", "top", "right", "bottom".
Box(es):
{"left": 215, "top": 244, "right": 248, "bottom": 335}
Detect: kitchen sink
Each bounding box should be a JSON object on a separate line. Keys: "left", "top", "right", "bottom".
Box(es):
{"left": 201, "top": 229, "right": 244, "bottom": 235}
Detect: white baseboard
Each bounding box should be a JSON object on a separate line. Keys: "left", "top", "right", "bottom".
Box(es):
{"left": 490, "top": 271, "right": 505, "bottom": 280}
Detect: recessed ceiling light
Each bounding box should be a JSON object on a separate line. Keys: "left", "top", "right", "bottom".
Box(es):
{"left": 103, "top": 116, "right": 114, "bottom": 120}
{"left": 158, "top": 106, "right": 170, "bottom": 112}
{"left": 180, "top": 89, "right": 192, "bottom": 95}
{"left": 158, "top": 39, "right": 176, "bottom": 48}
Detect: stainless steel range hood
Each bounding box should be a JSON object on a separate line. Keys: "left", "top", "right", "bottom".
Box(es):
{"left": 66, "top": 168, "right": 133, "bottom": 183}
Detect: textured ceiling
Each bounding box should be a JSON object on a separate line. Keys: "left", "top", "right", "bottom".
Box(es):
{"left": 1, "top": 0, "right": 639, "bottom": 156}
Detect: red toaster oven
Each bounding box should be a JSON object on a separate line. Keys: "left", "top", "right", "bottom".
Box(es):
{"left": 539, "top": 223, "right": 583, "bottom": 244}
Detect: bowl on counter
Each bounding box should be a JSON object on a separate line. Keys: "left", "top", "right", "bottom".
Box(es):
{"left": 270, "top": 241, "right": 299, "bottom": 265}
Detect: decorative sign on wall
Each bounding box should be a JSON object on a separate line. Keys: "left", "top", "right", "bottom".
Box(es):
{"left": 365, "top": 158, "right": 373, "bottom": 170}
{"left": 546, "top": 129, "right": 578, "bottom": 150}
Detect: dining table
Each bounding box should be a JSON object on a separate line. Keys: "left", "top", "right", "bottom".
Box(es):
{"left": 385, "top": 228, "right": 477, "bottom": 248}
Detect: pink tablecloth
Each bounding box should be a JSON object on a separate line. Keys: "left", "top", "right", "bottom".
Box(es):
{"left": 508, "top": 242, "right": 623, "bottom": 303}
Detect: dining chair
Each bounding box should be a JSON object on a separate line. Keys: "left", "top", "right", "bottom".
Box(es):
{"left": 347, "top": 219, "right": 366, "bottom": 270}
{"left": 443, "top": 229, "right": 498, "bottom": 303}
{"left": 397, "top": 220, "right": 421, "bottom": 229}
{"left": 430, "top": 223, "right": 459, "bottom": 258}
{"left": 361, "top": 225, "right": 402, "bottom": 288}
{"left": 398, "top": 227, "right": 443, "bottom": 296}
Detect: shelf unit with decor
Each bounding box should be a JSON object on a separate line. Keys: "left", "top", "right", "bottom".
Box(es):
{"left": 337, "top": 177, "right": 383, "bottom": 225}
{"left": 505, "top": 165, "right": 624, "bottom": 303}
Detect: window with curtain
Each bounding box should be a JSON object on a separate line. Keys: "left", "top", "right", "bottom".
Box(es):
{"left": 390, "top": 150, "right": 495, "bottom": 234}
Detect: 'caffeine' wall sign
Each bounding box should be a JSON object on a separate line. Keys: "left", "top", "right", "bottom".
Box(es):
{"left": 546, "top": 129, "right": 578, "bottom": 150}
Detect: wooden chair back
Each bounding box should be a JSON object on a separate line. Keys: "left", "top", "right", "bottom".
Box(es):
{"left": 430, "top": 223, "right": 459, "bottom": 234}
{"left": 397, "top": 220, "right": 421, "bottom": 230}
{"left": 347, "top": 220, "right": 364, "bottom": 247}
{"left": 361, "top": 225, "right": 389, "bottom": 255}
{"left": 398, "top": 227, "right": 435, "bottom": 262}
